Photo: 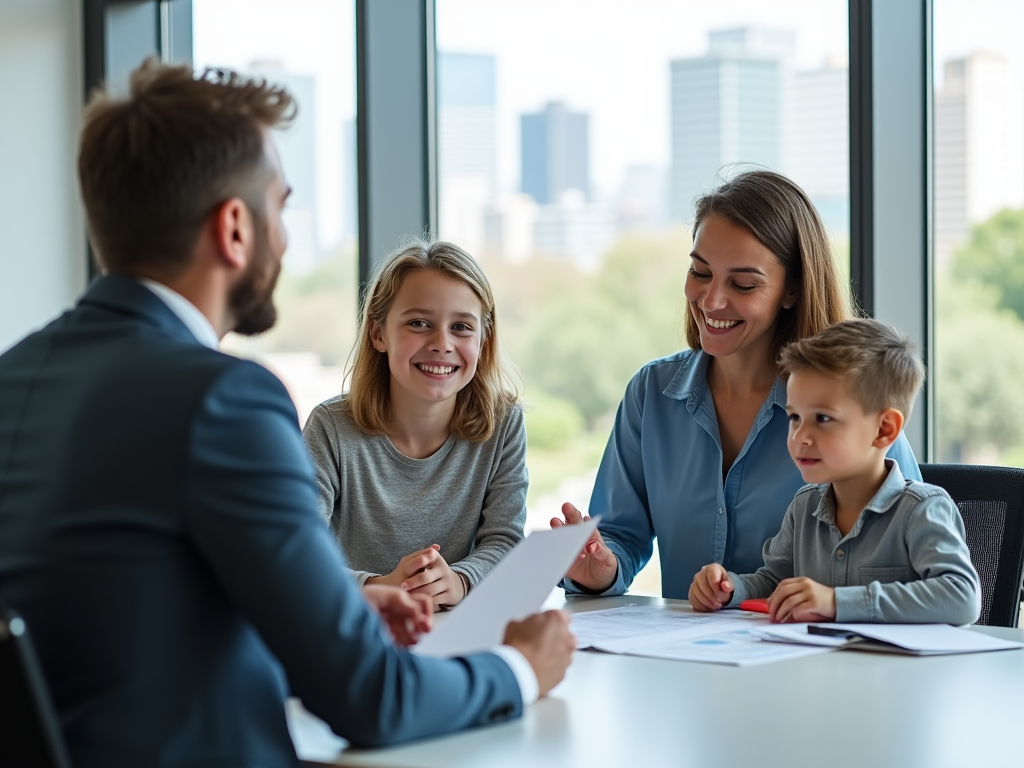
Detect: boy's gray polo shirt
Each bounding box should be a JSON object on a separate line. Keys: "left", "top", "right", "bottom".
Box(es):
{"left": 728, "top": 459, "right": 981, "bottom": 624}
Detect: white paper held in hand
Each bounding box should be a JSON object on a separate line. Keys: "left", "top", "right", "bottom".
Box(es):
{"left": 413, "top": 518, "right": 599, "bottom": 658}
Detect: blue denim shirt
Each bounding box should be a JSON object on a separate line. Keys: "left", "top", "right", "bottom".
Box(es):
{"left": 728, "top": 460, "right": 981, "bottom": 624}
{"left": 563, "top": 349, "right": 921, "bottom": 599}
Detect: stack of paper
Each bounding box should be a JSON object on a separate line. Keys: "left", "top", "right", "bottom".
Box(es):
{"left": 756, "top": 623, "right": 1024, "bottom": 655}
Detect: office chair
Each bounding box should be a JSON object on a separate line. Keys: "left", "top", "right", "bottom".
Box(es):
{"left": 919, "top": 464, "right": 1024, "bottom": 627}
{"left": 0, "top": 610, "right": 73, "bottom": 768}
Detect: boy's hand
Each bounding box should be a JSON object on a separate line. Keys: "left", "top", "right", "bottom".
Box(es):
{"left": 551, "top": 502, "right": 618, "bottom": 592}
{"left": 689, "top": 563, "right": 734, "bottom": 611}
{"left": 768, "top": 577, "right": 836, "bottom": 623}
{"left": 367, "top": 545, "right": 467, "bottom": 611}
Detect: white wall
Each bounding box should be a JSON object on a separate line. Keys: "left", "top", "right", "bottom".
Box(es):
{"left": 0, "top": 0, "right": 86, "bottom": 353}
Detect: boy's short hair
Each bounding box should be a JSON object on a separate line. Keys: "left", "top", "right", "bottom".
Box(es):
{"left": 778, "top": 318, "right": 925, "bottom": 417}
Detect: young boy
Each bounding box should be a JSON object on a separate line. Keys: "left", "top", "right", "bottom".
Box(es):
{"left": 689, "top": 319, "right": 981, "bottom": 625}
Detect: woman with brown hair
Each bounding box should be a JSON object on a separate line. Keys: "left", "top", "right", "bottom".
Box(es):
{"left": 552, "top": 170, "right": 921, "bottom": 599}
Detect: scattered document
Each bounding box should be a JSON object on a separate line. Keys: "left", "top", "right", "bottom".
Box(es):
{"left": 598, "top": 625, "right": 834, "bottom": 666}
{"left": 570, "top": 603, "right": 731, "bottom": 646}
{"left": 570, "top": 604, "right": 832, "bottom": 666}
{"left": 757, "top": 623, "right": 1024, "bottom": 656}
{"left": 414, "top": 519, "right": 599, "bottom": 658}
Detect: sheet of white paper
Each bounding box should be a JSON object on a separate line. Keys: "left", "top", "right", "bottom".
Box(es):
{"left": 570, "top": 604, "right": 765, "bottom": 647}
{"left": 413, "top": 519, "right": 598, "bottom": 658}
{"left": 597, "top": 624, "right": 835, "bottom": 666}
{"left": 285, "top": 698, "right": 346, "bottom": 763}
{"left": 758, "top": 623, "right": 1024, "bottom": 655}
{"left": 830, "top": 623, "right": 1024, "bottom": 654}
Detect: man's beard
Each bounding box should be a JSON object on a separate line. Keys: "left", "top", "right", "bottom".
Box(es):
{"left": 230, "top": 219, "right": 281, "bottom": 336}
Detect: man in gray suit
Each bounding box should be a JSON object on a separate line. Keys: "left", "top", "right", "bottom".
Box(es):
{"left": 0, "top": 60, "right": 574, "bottom": 768}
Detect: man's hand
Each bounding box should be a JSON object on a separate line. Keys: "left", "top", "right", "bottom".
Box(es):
{"left": 366, "top": 545, "right": 467, "bottom": 611}
{"left": 361, "top": 584, "right": 433, "bottom": 646}
{"left": 551, "top": 502, "right": 618, "bottom": 592}
{"left": 767, "top": 577, "right": 836, "bottom": 623}
{"left": 503, "top": 610, "right": 576, "bottom": 698}
{"left": 688, "top": 563, "right": 734, "bottom": 612}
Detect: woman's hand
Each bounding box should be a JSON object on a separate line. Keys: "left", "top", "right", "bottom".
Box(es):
{"left": 551, "top": 502, "right": 619, "bottom": 593}
{"left": 361, "top": 584, "right": 433, "bottom": 646}
{"left": 689, "top": 563, "right": 734, "bottom": 611}
{"left": 368, "top": 545, "right": 468, "bottom": 611}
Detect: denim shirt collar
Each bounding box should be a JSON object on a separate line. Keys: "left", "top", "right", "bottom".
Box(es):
{"left": 812, "top": 458, "right": 906, "bottom": 526}
{"left": 661, "top": 349, "right": 787, "bottom": 421}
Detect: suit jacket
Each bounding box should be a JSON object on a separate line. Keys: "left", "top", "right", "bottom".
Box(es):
{"left": 0, "top": 275, "right": 522, "bottom": 768}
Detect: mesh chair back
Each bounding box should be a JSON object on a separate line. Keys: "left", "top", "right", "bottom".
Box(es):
{"left": 0, "top": 611, "right": 72, "bottom": 768}
{"left": 919, "top": 464, "right": 1024, "bottom": 627}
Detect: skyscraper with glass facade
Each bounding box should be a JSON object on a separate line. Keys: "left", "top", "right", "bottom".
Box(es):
{"left": 437, "top": 52, "right": 498, "bottom": 247}
{"left": 670, "top": 27, "right": 793, "bottom": 220}
{"left": 520, "top": 101, "right": 590, "bottom": 205}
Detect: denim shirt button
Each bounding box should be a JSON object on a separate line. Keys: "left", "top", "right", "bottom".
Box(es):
{"left": 718, "top": 507, "right": 724, "bottom": 515}
{"left": 836, "top": 549, "right": 845, "bottom": 559}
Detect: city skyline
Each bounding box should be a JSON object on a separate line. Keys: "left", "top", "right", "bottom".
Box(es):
{"left": 192, "top": 0, "right": 1024, "bottom": 266}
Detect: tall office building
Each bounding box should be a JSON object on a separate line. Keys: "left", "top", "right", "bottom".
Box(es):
{"left": 617, "top": 164, "right": 668, "bottom": 232}
{"left": 786, "top": 59, "right": 849, "bottom": 235}
{"left": 533, "top": 190, "right": 616, "bottom": 272}
{"left": 520, "top": 101, "right": 590, "bottom": 204}
{"left": 251, "top": 63, "right": 319, "bottom": 273}
{"left": 437, "top": 52, "right": 498, "bottom": 249}
{"left": 670, "top": 27, "right": 794, "bottom": 220}
{"left": 935, "top": 53, "right": 1024, "bottom": 265}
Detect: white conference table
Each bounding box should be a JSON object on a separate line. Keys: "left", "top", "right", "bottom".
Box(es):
{"left": 291, "top": 594, "right": 1024, "bottom": 768}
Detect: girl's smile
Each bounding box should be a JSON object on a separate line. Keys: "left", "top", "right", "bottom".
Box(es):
{"left": 370, "top": 268, "right": 484, "bottom": 413}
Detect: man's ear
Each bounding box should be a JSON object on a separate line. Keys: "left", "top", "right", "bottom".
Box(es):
{"left": 212, "top": 197, "right": 253, "bottom": 271}
{"left": 369, "top": 319, "right": 387, "bottom": 353}
{"left": 873, "top": 408, "right": 905, "bottom": 449}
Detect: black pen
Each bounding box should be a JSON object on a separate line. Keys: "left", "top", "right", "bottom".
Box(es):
{"left": 808, "top": 625, "right": 861, "bottom": 640}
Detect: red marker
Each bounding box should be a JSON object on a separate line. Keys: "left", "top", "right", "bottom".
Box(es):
{"left": 739, "top": 598, "right": 769, "bottom": 614}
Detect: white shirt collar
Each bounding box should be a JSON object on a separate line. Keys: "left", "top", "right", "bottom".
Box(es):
{"left": 137, "top": 278, "right": 220, "bottom": 350}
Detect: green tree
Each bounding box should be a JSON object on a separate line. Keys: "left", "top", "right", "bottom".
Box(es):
{"left": 951, "top": 207, "right": 1024, "bottom": 323}
{"left": 522, "top": 390, "right": 585, "bottom": 450}
{"left": 934, "top": 274, "right": 1024, "bottom": 462}
{"left": 258, "top": 247, "right": 359, "bottom": 366}
{"left": 518, "top": 292, "right": 658, "bottom": 427}
{"left": 504, "top": 231, "right": 691, "bottom": 427}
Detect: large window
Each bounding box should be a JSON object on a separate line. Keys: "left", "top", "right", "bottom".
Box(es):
{"left": 436, "top": 0, "right": 849, "bottom": 594}
{"left": 193, "top": 0, "right": 358, "bottom": 426}
{"left": 933, "top": 0, "right": 1024, "bottom": 467}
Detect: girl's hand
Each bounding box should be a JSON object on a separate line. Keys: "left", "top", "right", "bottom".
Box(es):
{"left": 380, "top": 545, "right": 467, "bottom": 610}
{"left": 767, "top": 577, "right": 836, "bottom": 623}
{"left": 551, "top": 502, "right": 618, "bottom": 593}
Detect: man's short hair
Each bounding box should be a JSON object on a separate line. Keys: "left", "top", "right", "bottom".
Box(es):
{"left": 78, "top": 58, "right": 295, "bottom": 276}
{"left": 778, "top": 318, "right": 926, "bottom": 417}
